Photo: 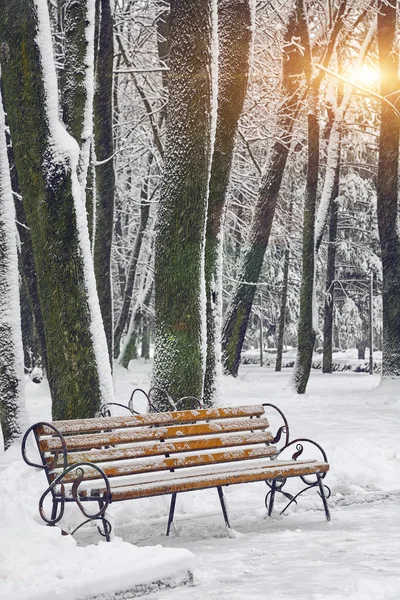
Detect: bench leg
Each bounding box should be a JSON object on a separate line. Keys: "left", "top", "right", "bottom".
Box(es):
{"left": 98, "top": 499, "right": 111, "bottom": 542}
{"left": 317, "top": 474, "right": 331, "bottom": 522}
{"left": 166, "top": 492, "right": 177, "bottom": 536}
{"left": 217, "top": 486, "right": 231, "bottom": 529}
{"left": 267, "top": 479, "right": 277, "bottom": 516}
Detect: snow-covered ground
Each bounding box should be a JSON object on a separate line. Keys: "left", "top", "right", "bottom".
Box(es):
{"left": 1, "top": 361, "right": 400, "bottom": 599}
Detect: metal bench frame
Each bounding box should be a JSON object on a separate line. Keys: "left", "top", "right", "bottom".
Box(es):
{"left": 22, "top": 398, "right": 331, "bottom": 541}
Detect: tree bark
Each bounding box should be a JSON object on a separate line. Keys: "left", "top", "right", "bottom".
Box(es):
{"left": 0, "top": 0, "right": 114, "bottom": 420}
{"left": 5, "top": 125, "right": 48, "bottom": 373}
{"left": 293, "top": 0, "right": 347, "bottom": 393}
{"left": 322, "top": 162, "right": 340, "bottom": 373}
{"left": 93, "top": 0, "right": 115, "bottom": 362}
{"left": 114, "top": 153, "right": 153, "bottom": 358}
{"left": 275, "top": 198, "right": 294, "bottom": 372}
{"left": 221, "top": 0, "right": 308, "bottom": 376}
{"left": 203, "top": 0, "right": 252, "bottom": 405}
{"left": 119, "top": 283, "right": 153, "bottom": 369}
{"left": 0, "top": 89, "right": 27, "bottom": 450}
{"left": 152, "top": 0, "right": 214, "bottom": 407}
{"left": 376, "top": 0, "right": 400, "bottom": 378}
{"left": 293, "top": 93, "right": 320, "bottom": 393}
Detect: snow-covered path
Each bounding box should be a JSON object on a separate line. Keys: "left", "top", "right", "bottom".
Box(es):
{"left": 113, "top": 365, "right": 400, "bottom": 600}
{"left": 2, "top": 362, "right": 400, "bottom": 600}
{"left": 134, "top": 496, "right": 400, "bottom": 600}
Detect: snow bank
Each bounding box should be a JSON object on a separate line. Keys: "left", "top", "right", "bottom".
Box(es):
{"left": 0, "top": 482, "right": 195, "bottom": 600}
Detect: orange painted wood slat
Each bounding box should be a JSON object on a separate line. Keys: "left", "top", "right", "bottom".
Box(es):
{"left": 48, "top": 431, "right": 274, "bottom": 466}
{"left": 39, "top": 405, "right": 265, "bottom": 435}
{"left": 81, "top": 460, "right": 330, "bottom": 501}
{"left": 39, "top": 417, "right": 270, "bottom": 452}
{"left": 54, "top": 445, "right": 279, "bottom": 482}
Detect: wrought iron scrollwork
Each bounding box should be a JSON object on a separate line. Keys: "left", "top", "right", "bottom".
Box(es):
{"left": 38, "top": 462, "right": 112, "bottom": 527}
{"left": 264, "top": 437, "right": 331, "bottom": 520}
{"left": 175, "top": 396, "right": 203, "bottom": 410}
{"left": 98, "top": 401, "right": 140, "bottom": 417}
{"left": 148, "top": 386, "right": 176, "bottom": 412}
{"left": 276, "top": 438, "right": 329, "bottom": 485}
{"left": 22, "top": 422, "right": 68, "bottom": 472}
{"left": 262, "top": 403, "right": 290, "bottom": 448}
{"left": 129, "top": 387, "right": 152, "bottom": 413}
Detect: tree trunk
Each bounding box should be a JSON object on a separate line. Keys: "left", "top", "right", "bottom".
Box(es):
{"left": 293, "top": 92, "right": 320, "bottom": 393}
{"left": 322, "top": 166, "right": 340, "bottom": 373}
{"left": 275, "top": 198, "right": 294, "bottom": 372}
{"left": 5, "top": 126, "right": 48, "bottom": 373}
{"left": 141, "top": 318, "right": 151, "bottom": 360}
{"left": 114, "top": 153, "right": 153, "bottom": 357}
{"left": 376, "top": 0, "right": 400, "bottom": 379}
{"left": 0, "top": 89, "right": 27, "bottom": 450}
{"left": 62, "top": 0, "right": 96, "bottom": 242}
{"left": 203, "top": 0, "right": 252, "bottom": 405}
{"left": 292, "top": 0, "right": 347, "bottom": 393}
{"left": 119, "top": 283, "right": 153, "bottom": 369}
{"left": 93, "top": 0, "right": 115, "bottom": 362}
{"left": 0, "top": 0, "right": 114, "bottom": 420}
{"left": 152, "top": 0, "right": 214, "bottom": 407}
{"left": 221, "top": 0, "right": 308, "bottom": 376}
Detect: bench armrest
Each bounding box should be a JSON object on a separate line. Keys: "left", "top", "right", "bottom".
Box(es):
{"left": 262, "top": 403, "right": 290, "bottom": 449}
{"left": 275, "top": 437, "right": 329, "bottom": 485}
{"left": 39, "top": 461, "right": 112, "bottom": 526}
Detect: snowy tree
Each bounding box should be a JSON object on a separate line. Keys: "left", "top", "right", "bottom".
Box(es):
{"left": 221, "top": 0, "right": 308, "bottom": 376}
{"left": 0, "top": 0, "right": 114, "bottom": 419}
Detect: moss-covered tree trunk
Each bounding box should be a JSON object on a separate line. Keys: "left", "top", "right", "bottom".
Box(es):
{"left": 376, "top": 0, "right": 400, "bottom": 378}
{"left": 221, "top": 0, "right": 308, "bottom": 376}
{"left": 93, "top": 0, "right": 115, "bottom": 361}
{"left": 0, "top": 89, "right": 27, "bottom": 450}
{"left": 203, "top": 0, "right": 252, "bottom": 405}
{"left": 5, "top": 127, "right": 48, "bottom": 373}
{"left": 0, "top": 0, "right": 114, "bottom": 420}
{"left": 152, "top": 0, "right": 214, "bottom": 407}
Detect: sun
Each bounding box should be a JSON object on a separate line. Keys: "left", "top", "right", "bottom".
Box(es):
{"left": 352, "top": 64, "right": 380, "bottom": 88}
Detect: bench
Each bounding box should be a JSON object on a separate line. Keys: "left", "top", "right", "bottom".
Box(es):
{"left": 21, "top": 403, "right": 331, "bottom": 541}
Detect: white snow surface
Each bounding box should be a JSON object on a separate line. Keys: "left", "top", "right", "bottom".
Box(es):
{"left": 1, "top": 361, "right": 400, "bottom": 599}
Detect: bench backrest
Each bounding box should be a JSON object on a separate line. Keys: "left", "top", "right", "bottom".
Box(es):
{"left": 33, "top": 405, "right": 278, "bottom": 485}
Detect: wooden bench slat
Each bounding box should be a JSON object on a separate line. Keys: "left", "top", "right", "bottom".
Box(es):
{"left": 40, "top": 405, "right": 265, "bottom": 435}
{"left": 54, "top": 446, "right": 279, "bottom": 482}
{"left": 39, "top": 417, "right": 270, "bottom": 452}
{"left": 81, "top": 460, "right": 330, "bottom": 501}
{"left": 50, "top": 431, "right": 274, "bottom": 466}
